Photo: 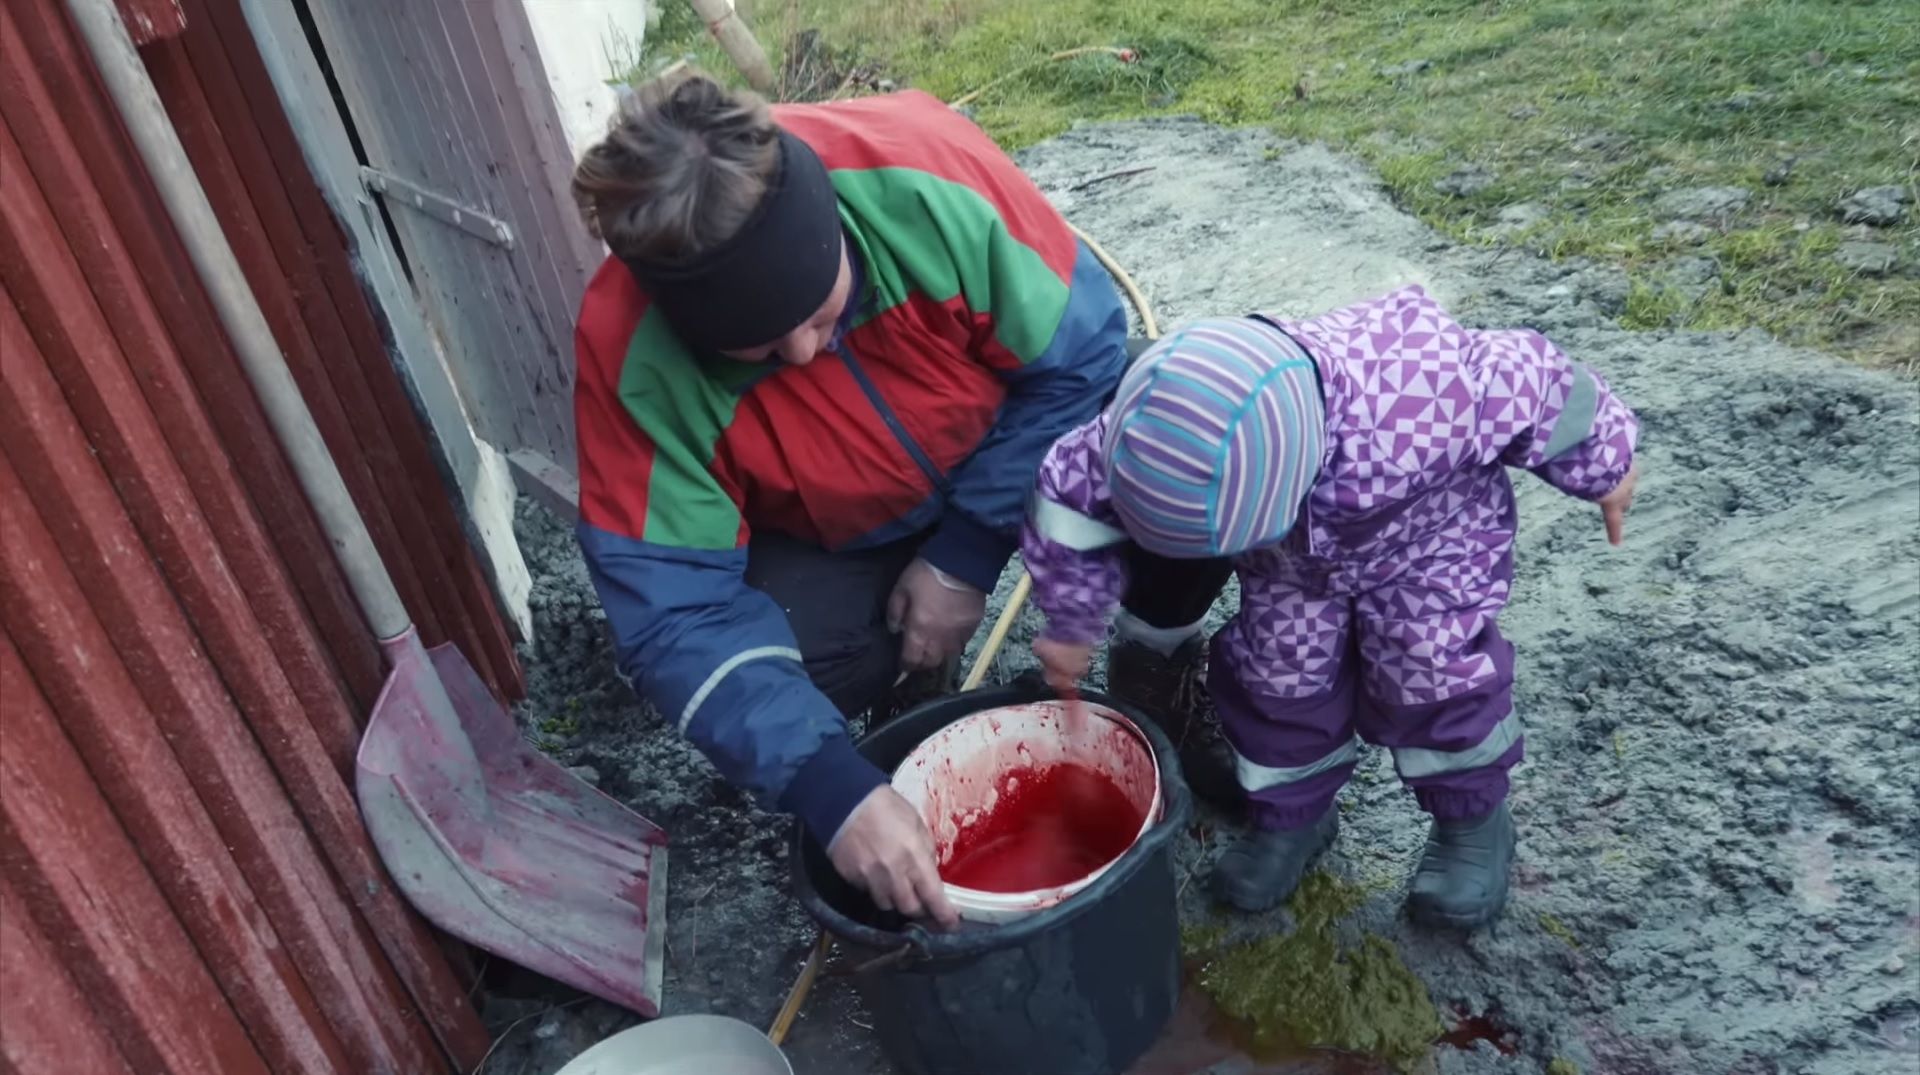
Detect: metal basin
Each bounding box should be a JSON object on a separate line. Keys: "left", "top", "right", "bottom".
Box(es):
{"left": 553, "top": 1014, "right": 793, "bottom": 1075}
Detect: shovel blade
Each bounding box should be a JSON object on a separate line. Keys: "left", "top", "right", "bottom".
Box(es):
{"left": 356, "top": 636, "right": 668, "bottom": 1016}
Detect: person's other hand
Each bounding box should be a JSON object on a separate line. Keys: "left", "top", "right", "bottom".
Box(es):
{"left": 1033, "top": 637, "right": 1094, "bottom": 695}
{"left": 887, "top": 558, "right": 986, "bottom": 671}
{"left": 1599, "top": 462, "right": 1641, "bottom": 546}
{"left": 828, "top": 786, "right": 959, "bottom": 928}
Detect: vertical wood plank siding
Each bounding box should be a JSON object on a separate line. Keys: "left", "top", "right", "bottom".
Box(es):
{"left": 300, "top": 0, "right": 596, "bottom": 474}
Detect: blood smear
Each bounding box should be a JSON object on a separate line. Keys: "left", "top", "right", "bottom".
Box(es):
{"left": 941, "top": 763, "right": 1143, "bottom": 893}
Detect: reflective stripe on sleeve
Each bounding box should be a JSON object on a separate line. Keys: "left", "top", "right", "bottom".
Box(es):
{"left": 1542, "top": 363, "right": 1600, "bottom": 460}
{"left": 1030, "top": 494, "right": 1129, "bottom": 551}
{"left": 678, "top": 646, "right": 806, "bottom": 733}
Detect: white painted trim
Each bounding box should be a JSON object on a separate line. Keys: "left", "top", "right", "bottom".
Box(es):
{"left": 520, "top": 0, "right": 650, "bottom": 158}
{"left": 508, "top": 448, "right": 581, "bottom": 523}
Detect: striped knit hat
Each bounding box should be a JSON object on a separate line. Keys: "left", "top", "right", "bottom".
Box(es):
{"left": 1103, "top": 317, "right": 1327, "bottom": 558}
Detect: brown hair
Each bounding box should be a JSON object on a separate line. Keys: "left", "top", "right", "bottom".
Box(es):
{"left": 572, "top": 69, "right": 780, "bottom": 264}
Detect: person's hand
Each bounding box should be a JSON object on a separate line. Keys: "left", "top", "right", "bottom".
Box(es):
{"left": 887, "top": 558, "right": 986, "bottom": 671}
{"left": 1033, "top": 636, "right": 1094, "bottom": 694}
{"left": 828, "top": 786, "right": 959, "bottom": 928}
{"left": 1599, "top": 462, "right": 1641, "bottom": 546}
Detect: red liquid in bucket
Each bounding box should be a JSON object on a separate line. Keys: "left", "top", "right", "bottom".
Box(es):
{"left": 942, "top": 763, "right": 1144, "bottom": 893}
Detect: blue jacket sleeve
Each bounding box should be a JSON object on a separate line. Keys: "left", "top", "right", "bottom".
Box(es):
{"left": 577, "top": 522, "right": 887, "bottom": 842}
{"left": 917, "top": 242, "right": 1129, "bottom": 591}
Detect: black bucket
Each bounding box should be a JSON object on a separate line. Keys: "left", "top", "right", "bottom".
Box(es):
{"left": 791, "top": 684, "right": 1192, "bottom": 1075}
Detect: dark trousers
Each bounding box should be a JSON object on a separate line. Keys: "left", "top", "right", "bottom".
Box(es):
{"left": 743, "top": 531, "right": 1232, "bottom": 719}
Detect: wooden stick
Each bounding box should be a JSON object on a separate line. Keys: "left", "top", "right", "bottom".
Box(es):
{"left": 767, "top": 931, "right": 830, "bottom": 1045}
{"left": 1069, "top": 165, "right": 1156, "bottom": 192}
{"left": 949, "top": 46, "right": 1132, "bottom": 109}
{"left": 961, "top": 574, "right": 1032, "bottom": 692}
{"left": 686, "top": 0, "right": 775, "bottom": 95}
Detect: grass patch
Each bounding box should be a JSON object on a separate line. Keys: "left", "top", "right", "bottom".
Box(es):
{"left": 1621, "top": 276, "right": 1694, "bottom": 329}
{"left": 638, "top": 0, "right": 1918, "bottom": 366}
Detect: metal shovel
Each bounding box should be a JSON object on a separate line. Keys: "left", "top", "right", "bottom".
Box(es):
{"left": 68, "top": 0, "right": 667, "bottom": 1019}
{"left": 353, "top": 629, "right": 668, "bottom": 1016}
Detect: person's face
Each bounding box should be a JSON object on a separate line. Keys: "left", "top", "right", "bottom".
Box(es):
{"left": 720, "top": 240, "right": 853, "bottom": 366}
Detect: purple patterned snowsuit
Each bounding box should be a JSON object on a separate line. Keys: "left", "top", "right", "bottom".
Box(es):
{"left": 1022, "top": 287, "right": 1638, "bottom": 828}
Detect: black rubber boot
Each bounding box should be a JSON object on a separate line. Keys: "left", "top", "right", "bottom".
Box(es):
{"left": 1406, "top": 803, "right": 1517, "bottom": 929}
{"left": 1106, "top": 637, "right": 1244, "bottom": 813}
{"left": 1211, "top": 807, "right": 1340, "bottom": 913}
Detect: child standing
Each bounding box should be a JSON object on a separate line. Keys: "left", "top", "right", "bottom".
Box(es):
{"left": 1022, "top": 286, "right": 1639, "bottom": 926}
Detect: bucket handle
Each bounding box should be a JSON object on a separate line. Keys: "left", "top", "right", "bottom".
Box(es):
{"left": 830, "top": 924, "right": 933, "bottom": 977}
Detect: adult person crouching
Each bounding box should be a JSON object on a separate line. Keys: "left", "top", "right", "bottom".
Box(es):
{"left": 569, "top": 70, "right": 1231, "bottom": 926}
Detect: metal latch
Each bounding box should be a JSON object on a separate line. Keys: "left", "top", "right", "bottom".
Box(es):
{"left": 360, "top": 166, "right": 515, "bottom": 249}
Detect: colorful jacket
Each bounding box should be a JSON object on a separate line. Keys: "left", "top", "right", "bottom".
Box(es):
{"left": 1022, "top": 286, "right": 1639, "bottom": 647}
{"left": 575, "top": 91, "right": 1128, "bottom": 841}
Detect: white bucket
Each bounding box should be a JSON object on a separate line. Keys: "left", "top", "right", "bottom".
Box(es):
{"left": 552, "top": 1014, "right": 793, "bottom": 1075}
{"left": 890, "top": 699, "right": 1161, "bottom": 925}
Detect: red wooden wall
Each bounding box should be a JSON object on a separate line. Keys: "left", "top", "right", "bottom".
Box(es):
{"left": 1, "top": 0, "right": 529, "bottom": 1070}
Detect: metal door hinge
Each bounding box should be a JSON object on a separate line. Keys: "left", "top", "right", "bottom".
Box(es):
{"left": 360, "top": 166, "right": 515, "bottom": 249}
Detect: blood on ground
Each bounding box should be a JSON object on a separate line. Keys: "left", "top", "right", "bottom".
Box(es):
{"left": 1436, "top": 1006, "right": 1521, "bottom": 1056}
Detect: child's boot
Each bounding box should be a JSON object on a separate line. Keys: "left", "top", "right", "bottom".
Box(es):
{"left": 1210, "top": 806, "right": 1338, "bottom": 912}
{"left": 1406, "top": 803, "right": 1516, "bottom": 929}
{"left": 1107, "top": 636, "right": 1243, "bottom": 812}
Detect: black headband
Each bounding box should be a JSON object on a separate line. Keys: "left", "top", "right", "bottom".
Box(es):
{"left": 621, "top": 129, "right": 842, "bottom": 353}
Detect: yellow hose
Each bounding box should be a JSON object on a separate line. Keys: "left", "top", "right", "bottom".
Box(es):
{"left": 1068, "top": 222, "right": 1159, "bottom": 341}
{"left": 961, "top": 225, "right": 1156, "bottom": 677}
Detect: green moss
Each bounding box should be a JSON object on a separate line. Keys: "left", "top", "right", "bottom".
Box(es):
{"left": 1185, "top": 871, "right": 1442, "bottom": 1070}
{"left": 1539, "top": 913, "right": 1580, "bottom": 950}
{"left": 674, "top": 0, "right": 1918, "bottom": 368}
{"left": 1547, "top": 1059, "right": 1582, "bottom": 1075}
{"left": 538, "top": 713, "right": 580, "bottom": 738}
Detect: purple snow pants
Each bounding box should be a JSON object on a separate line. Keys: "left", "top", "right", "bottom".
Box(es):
{"left": 1209, "top": 542, "right": 1524, "bottom": 830}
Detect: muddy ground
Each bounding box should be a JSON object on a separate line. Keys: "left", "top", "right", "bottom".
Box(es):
{"left": 479, "top": 119, "right": 1920, "bottom": 1075}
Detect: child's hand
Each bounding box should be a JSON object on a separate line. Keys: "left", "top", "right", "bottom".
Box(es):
{"left": 1599, "top": 462, "right": 1640, "bottom": 546}
{"left": 1033, "top": 637, "right": 1093, "bottom": 694}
